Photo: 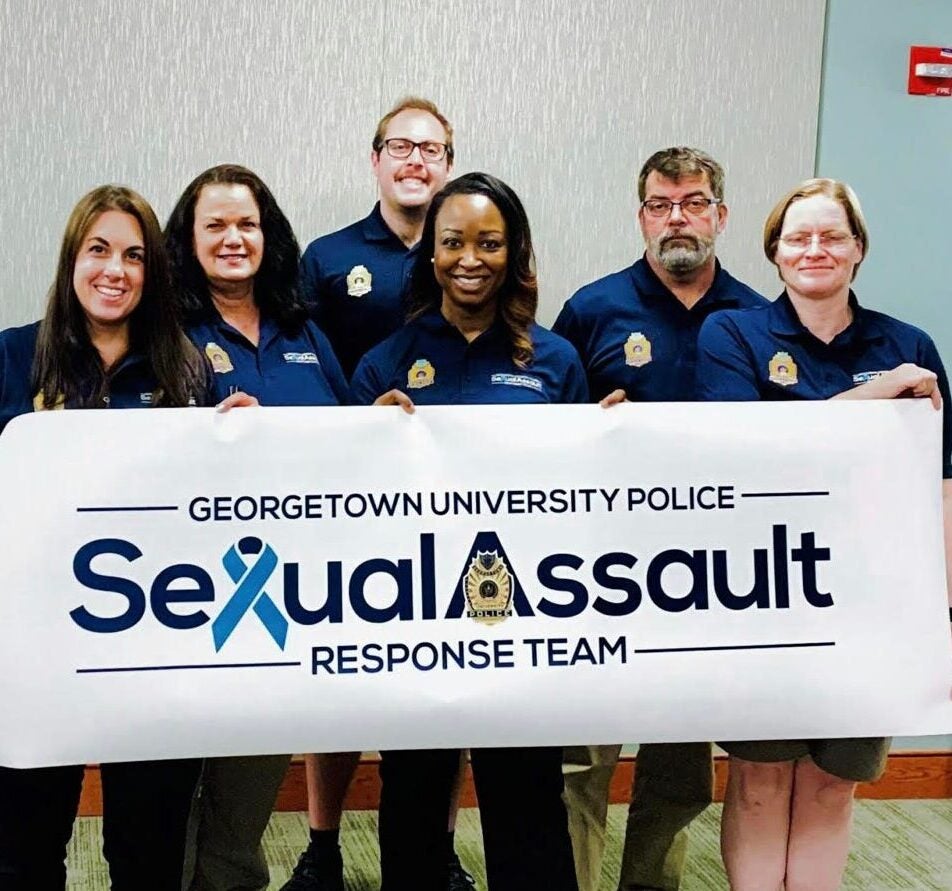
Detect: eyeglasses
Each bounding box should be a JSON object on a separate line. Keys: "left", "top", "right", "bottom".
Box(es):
{"left": 382, "top": 138, "right": 449, "bottom": 162}
{"left": 641, "top": 197, "right": 721, "bottom": 217}
{"left": 779, "top": 231, "right": 858, "bottom": 252}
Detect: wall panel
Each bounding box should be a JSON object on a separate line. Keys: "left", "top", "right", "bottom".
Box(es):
{"left": 0, "top": 0, "right": 824, "bottom": 328}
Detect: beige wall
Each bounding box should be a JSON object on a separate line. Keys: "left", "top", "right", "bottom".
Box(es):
{"left": 0, "top": 0, "right": 825, "bottom": 329}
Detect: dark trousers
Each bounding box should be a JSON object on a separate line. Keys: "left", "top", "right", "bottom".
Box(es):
{"left": 378, "top": 746, "right": 578, "bottom": 891}
{"left": 0, "top": 758, "right": 201, "bottom": 891}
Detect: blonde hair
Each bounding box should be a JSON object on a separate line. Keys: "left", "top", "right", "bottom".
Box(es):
{"left": 763, "top": 178, "right": 869, "bottom": 280}
{"left": 372, "top": 96, "right": 454, "bottom": 161}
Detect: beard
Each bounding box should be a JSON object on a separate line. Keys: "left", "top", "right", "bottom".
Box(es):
{"left": 653, "top": 233, "right": 715, "bottom": 277}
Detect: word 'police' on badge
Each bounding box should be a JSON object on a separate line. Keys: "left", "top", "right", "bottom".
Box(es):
{"left": 768, "top": 351, "right": 798, "bottom": 387}
{"left": 205, "top": 342, "right": 234, "bottom": 374}
{"left": 407, "top": 359, "right": 435, "bottom": 389}
{"left": 624, "top": 332, "right": 652, "bottom": 367}
{"left": 464, "top": 550, "right": 514, "bottom": 626}
{"left": 347, "top": 265, "right": 372, "bottom": 297}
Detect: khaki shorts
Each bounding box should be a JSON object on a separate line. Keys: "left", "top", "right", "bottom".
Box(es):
{"left": 719, "top": 737, "right": 890, "bottom": 783}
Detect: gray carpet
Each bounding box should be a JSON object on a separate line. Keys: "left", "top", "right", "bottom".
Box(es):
{"left": 66, "top": 801, "right": 952, "bottom": 889}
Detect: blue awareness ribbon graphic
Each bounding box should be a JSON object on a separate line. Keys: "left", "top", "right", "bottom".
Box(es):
{"left": 212, "top": 539, "right": 288, "bottom": 652}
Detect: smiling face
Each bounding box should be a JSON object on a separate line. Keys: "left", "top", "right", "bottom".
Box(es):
{"left": 192, "top": 183, "right": 263, "bottom": 290}
{"left": 433, "top": 193, "right": 508, "bottom": 315}
{"left": 72, "top": 210, "right": 145, "bottom": 330}
{"left": 372, "top": 109, "right": 451, "bottom": 214}
{"left": 639, "top": 171, "right": 727, "bottom": 278}
{"left": 774, "top": 194, "right": 862, "bottom": 301}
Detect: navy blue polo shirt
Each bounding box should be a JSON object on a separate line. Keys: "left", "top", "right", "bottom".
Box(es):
{"left": 697, "top": 291, "right": 952, "bottom": 477}
{"left": 186, "top": 314, "right": 351, "bottom": 406}
{"left": 351, "top": 310, "right": 589, "bottom": 406}
{"left": 300, "top": 203, "right": 418, "bottom": 378}
{"left": 553, "top": 256, "right": 766, "bottom": 402}
{"left": 0, "top": 321, "right": 172, "bottom": 435}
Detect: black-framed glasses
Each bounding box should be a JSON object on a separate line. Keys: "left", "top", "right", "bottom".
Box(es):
{"left": 382, "top": 138, "right": 448, "bottom": 162}
{"left": 641, "top": 197, "right": 721, "bottom": 217}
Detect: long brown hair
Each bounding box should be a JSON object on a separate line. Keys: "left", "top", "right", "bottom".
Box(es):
{"left": 407, "top": 172, "right": 538, "bottom": 368}
{"left": 32, "top": 185, "right": 206, "bottom": 407}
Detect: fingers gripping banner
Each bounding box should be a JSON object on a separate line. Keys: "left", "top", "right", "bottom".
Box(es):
{"left": 0, "top": 402, "right": 950, "bottom": 767}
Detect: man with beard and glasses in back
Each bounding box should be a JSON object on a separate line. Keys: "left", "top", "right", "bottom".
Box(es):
{"left": 552, "top": 147, "right": 767, "bottom": 891}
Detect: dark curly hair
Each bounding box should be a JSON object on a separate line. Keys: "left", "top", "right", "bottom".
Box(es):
{"left": 164, "top": 164, "right": 307, "bottom": 333}
{"left": 406, "top": 172, "right": 538, "bottom": 367}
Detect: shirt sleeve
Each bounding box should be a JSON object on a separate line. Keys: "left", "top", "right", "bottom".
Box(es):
{"left": 918, "top": 334, "right": 952, "bottom": 479}
{"left": 0, "top": 328, "right": 34, "bottom": 435}
{"left": 304, "top": 322, "right": 353, "bottom": 406}
{"left": 298, "top": 243, "right": 328, "bottom": 330}
{"left": 696, "top": 313, "right": 762, "bottom": 402}
{"left": 560, "top": 349, "right": 590, "bottom": 404}
{"left": 551, "top": 301, "right": 585, "bottom": 362}
{"left": 350, "top": 353, "right": 387, "bottom": 406}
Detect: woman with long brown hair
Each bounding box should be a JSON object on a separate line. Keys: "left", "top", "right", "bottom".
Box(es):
{"left": 0, "top": 184, "right": 243, "bottom": 889}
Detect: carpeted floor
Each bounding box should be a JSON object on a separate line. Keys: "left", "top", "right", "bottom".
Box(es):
{"left": 65, "top": 800, "right": 952, "bottom": 889}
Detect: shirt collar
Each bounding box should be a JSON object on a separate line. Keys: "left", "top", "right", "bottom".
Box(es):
{"left": 767, "top": 290, "right": 882, "bottom": 345}
{"left": 417, "top": 308, "right": 508, "bottom": 346}
{"left": 362, "top": 202, "right": 418, "bottom": 253}
{"left": 631, "top": 255, "right": 741, "bottom": 310}
{"left": 208, "top": 311, "right": 280, "bottom": 348}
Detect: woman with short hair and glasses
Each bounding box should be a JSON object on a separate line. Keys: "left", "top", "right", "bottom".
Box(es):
{"left": 696, "top": 177, "right": 952, "bottom": 891}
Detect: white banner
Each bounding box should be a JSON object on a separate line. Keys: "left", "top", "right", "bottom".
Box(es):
{"left": 1, "top": 402, "right": 950, "bottom": 768}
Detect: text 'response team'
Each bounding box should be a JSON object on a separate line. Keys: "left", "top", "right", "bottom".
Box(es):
{"left": 0, "top": 95, "right": 948, "bottom": 891}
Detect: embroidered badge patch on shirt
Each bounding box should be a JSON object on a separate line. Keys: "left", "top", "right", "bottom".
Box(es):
{"left": 624, "top": 332, "right": 652, "bottom": 367}
{"left": 407, "top": 359, "right": 435, "bottom": 389}
{"left": 490, "top": 373, "right": 543, "bottom": 392}
{"left": 205, "top": 342, "right": 234, "bottom": 374}
{"left": 347, "top": 265, "right": 372, "bottom": 297}
{"left": 768, "top": 351, "right": 798, "bottom": 386}
{"left": 283, "top": 352, "right": 319, "bottom": 365}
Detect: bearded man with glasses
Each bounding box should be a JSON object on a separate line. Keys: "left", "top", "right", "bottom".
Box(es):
{"left": 552, "top": 147, "right": 767, "bottom": 891}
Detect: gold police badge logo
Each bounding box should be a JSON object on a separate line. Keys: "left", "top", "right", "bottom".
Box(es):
{"left": 768, "top": 351, "right": 798, "bottom": 387}
{"left": 464, "top": 550, "right": 514, "bottom": 626}
{"left": 205, "top": 342, "right": 234, "bottom": 374}
{"left": 624, "top": 332, "right": 652, "bottom": 367}
{"left": 407, "top": 358, "right": 435, "bottom": 389}
{"left": 346, "top": 264, "right": 372, "bottom": 297}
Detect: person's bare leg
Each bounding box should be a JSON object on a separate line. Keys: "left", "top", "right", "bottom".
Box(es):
{"left": 278, "top": 752, "right": 362, "bottom": 890}
{"left": 305, "top": 752, "right": 362, "bottom": 829}
{"left": 720, "top": 756, "right": 794, "bottom": 891}
{"left": 784, "top": 757, "right": 856, "bottom": 891}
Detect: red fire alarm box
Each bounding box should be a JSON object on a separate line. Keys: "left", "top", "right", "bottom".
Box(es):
{"left": 908, "top": 46, "right": 952, "bottom": 96}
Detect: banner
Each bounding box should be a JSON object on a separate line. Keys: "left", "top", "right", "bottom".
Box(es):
{"left": 1, "top": 402, "right": 950, "bottom": 768}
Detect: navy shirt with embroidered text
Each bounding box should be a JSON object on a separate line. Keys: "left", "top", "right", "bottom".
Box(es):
{"left": 553, "top": 256, "right": 766, "bottom": 402}
{"left": 351, "top": 311, "right": 588, "bottom": 406}
{"left": 300, "top": 203, "right": 418, "bottom": 378}
{"left": 696, "top": 291, "right": 952, "bottom": 478}
{"left": 186, "top": 314, "right": 351, "bottom": 406}
{"left": 0, "top": 321, "right": 189, "bottom": 435}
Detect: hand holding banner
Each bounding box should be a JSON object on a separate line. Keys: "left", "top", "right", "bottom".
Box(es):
{"left": 1, "top": 402, "right": 950, "bottom": 768}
